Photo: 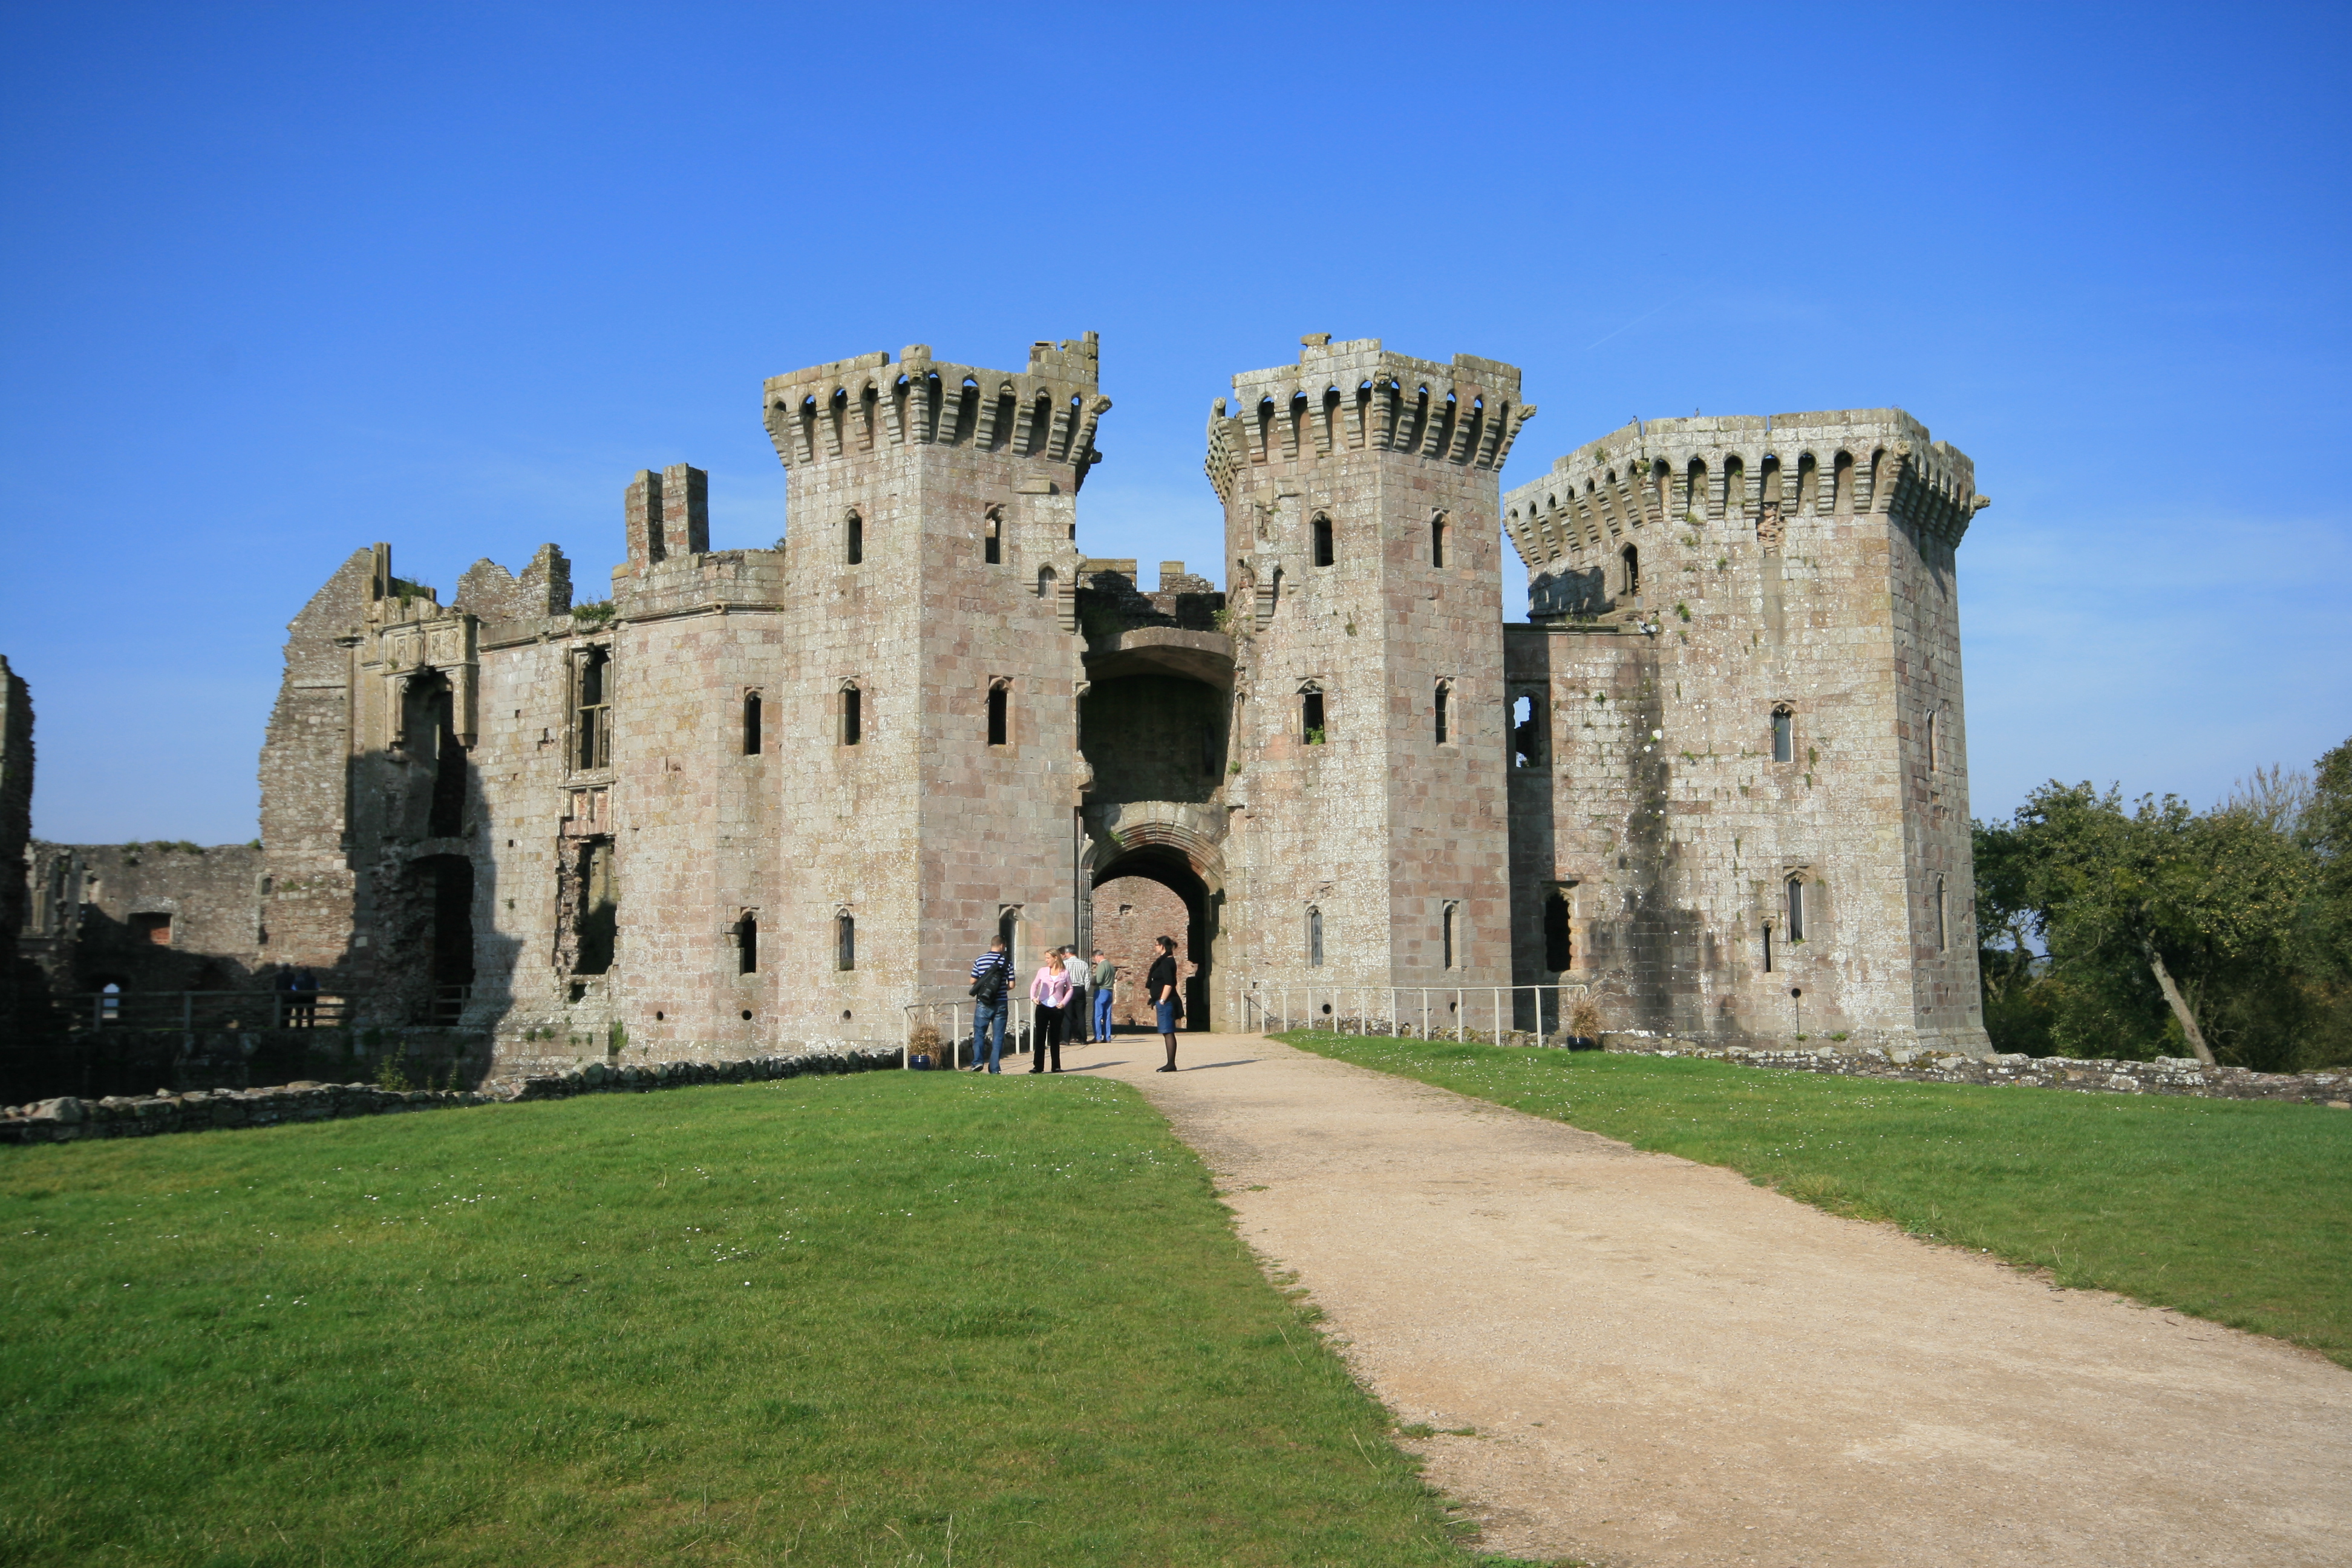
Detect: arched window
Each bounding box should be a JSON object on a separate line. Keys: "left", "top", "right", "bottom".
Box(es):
{"left": 1442, "top": 902, "right": 1459, "bottom": 970}
{"left": 1620, "top": 544, "right": 1640, "bottom": 596}
{"left": 1312, "top": 513, "right": 1334, "bottom": 567}
{"left": 1832, "top": 451, "right": 1855, "bottom": 512}
{"left": 838, "top": 684, "right": 862, "bottom": 746}
{"left": 987, "top": 681, "right": 1009, "bottom": 747}
{"left": 984, "top": 507, "right": 1002, "bottom": 565}
{"left": 1306, "top": 907, "right": 1324, "bottom": 968}
{"left": 742, "top": 693, "right": 762, "bottom": 756}
{"left": 1431, "top": 513, "right": 1449, "bottom": 569}
{"left": 835, "top": 911, "right": 856, "bottom": 972}
{"left": 1762, "top": 923, "right": 1774, "bottom": 973}
{"left": 1926, "top": 710, "right": 1939, "bottom": 773}
{"left": 737, "top": 912, "right": 759, "bottom": 974}
{"left": 1300, "top": 685, "right": 1327, "bottom": 745}
{"left": 1543, "top": 889, "right": 1572, "bottom": 972}
{"left": 1433, "top": 680, "right": 1451, "bottom": 745}
{"left": 1934, "top": 876, "right": 1947, "bottom": 952}
{"left": 1685, "top": 458, "right": 1708, "bottom": 518}
{"left": 1785, "top": 877, "right": 1806, "bottom": 942}
{"left": 1771, "top": 706, "right": 1794, "bottom": 763}
{"left": 1036, "top": 564, "right": 1056, "bottom": 599}
{"left": 845, "top": 510, "right": 863, "bottom": 566}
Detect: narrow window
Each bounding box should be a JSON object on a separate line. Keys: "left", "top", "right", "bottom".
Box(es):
{"left": 984, "top": 508, "right": 1002, "bottom": 565}
{"left": 1312, "top": 513, "right": 1334, "bottom": 567}
{"left": 1762, "top": 924, "right": 1774, "bottom": 972}
{"left": 998, "top": 907, "right": 1019, "bottom": 975}
{"left": 1301, "top": 688, "right": 1326, "bottom": 744}
{"left": 1934, "top": 877, "right": 1947, "bottom": 952}
{"left": 1785, "top": 878, "right": 1805, "bottom": 942}
{"left": 839, "top": 685, "right": 862, "bottom": 746}
{"left": 1771, "top": 706, "right": 1793, "bottom": 763}
{"left": 987, "top": 682, "right": 1009, "bottom": 746}
{"left": 1431, "top": 514, "right": 1448, "bottom": 568}
{"left": 1434, "top": 681, "right": 1451, "bottom": 745}
{"left": 737, "top": 912, "right": 759, "bottom": 974}
{"left": 1512, "top": 693, "right": 1540, "bottom": 768}
{"left": 1442, "top": 903, "right": 1458, "bottom": 970}
{"left": 1036, "top": 564, "right": 1056, "bottom": 599}
{"left": 1307, "top": 906, "right": 1324, "bottom": 967}
{"left": 845, "top": 511, "right": 863, "bottom": 565}
{"left": 1832, "top": 451, "right": 1855, "bottom": 512}
{"left": 1621, "top": 544, "right": 1640, "bottom": 596}
{"left": 835, "top": 912, "right": 856, "bottom": 972}
{"left": 1543, "top": 890, "right": 1572, "bottom": 972}
{"left": 574, "top": 647, "right": 610, "bottom": 771}
{"left": 742, "top": 693, "right": 762, "bottom": 755}
{"left": 1926, "top": 710, "right": 1938, "bottom": 773}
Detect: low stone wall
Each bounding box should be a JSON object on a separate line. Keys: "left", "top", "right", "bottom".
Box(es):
{"left": 0, "top": 1047, "right": 904, "bottom": 1146}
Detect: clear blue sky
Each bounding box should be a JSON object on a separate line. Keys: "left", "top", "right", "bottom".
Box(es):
{"left": 3, "top": 3, "right": 2346, "bottom": 844}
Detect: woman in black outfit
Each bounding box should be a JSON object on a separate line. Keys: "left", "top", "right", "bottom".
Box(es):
{"left": 1147, "top": 935, "right": 1180, "bottom": 1072}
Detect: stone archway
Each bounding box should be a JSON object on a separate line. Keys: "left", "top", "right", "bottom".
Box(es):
{"left": 1083, "top": 805, "right": 1226, "bottom": 1032}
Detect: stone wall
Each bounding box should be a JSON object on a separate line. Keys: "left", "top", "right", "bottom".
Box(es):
{"left": 0, "top": 655, "right": 32, "bottom": 1053}
{"left": 21, "top": 841, "right": 265, "bottom": 995}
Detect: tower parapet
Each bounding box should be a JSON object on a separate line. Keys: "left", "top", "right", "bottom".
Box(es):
{"left": 1206, "top": 337, "right": 1535, "bottom": 502}
{"left": 762, "top": 334, "right": 1109, "bottom": 486}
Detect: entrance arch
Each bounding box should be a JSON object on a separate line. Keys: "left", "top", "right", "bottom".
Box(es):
{"left": 1091, "top": 844, "right": 1216, "bottom": 1031}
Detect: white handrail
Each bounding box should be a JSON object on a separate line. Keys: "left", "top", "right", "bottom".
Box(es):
{"left": 1241, "top": 981, "right": 1591, "bottom": 1048}
{"left": 901, "top": 997, "right": 1034, "bottom": 1069}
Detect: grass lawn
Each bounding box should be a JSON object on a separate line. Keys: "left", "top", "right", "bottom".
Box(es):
{"left": 1281, "top": 1032, "right": 2352, "bottom": 1368}
{"left": 0, "top": 1071, "right": 1515, "bottom": 1567}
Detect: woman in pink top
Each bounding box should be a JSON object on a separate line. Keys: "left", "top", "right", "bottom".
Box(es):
{"left": 1028, "top": 948, "right": 1074, "bottom": 1073}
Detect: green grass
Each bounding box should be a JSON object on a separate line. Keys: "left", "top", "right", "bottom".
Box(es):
{"left": 1282, "top": 1032, "right": 2352, "bottom": 1368}
{"left": 0, "top": 1072, "right": 1522, "bottom": 1567}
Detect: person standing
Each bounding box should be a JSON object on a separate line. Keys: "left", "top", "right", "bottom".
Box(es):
{"left": 967, "top": 937, "right": 1011, "bottom": 1073}
{"left": 1089, "top": 947, "right": 1116, "bottom": 1042}
{"left": 1030, "top": 947, "right": 1074, "bottom": 1073}
{"left": 1060, "top": 946, "right": 1091, "bottom": 1043}
{"left": 1148, "top": 935, "right": 1180, "bottom": 1072}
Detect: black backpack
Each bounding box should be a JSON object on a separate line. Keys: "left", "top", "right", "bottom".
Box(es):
{"left": 969, "top": 953, "right": 1007, "bottom": 1002}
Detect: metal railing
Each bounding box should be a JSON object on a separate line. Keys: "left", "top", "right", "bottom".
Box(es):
{"left": 65, "top": 990, "right": 365, "bottom": 1031}
{"left": 901, "top": 998, "right": 1047, "bottom": 1068}
{"left": 1242, "top": 982, "right": 1592, "bottom": 1049}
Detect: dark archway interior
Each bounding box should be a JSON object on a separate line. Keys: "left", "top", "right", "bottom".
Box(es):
{"left": 1092, "top": 846, "right": 1213, "bottom": 1030}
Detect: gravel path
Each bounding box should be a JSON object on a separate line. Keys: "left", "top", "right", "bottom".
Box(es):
{"left": 1063, "top": 1031, "right": 2352, "bottom": 1566}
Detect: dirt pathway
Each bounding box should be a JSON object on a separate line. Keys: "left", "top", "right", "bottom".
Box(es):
{"left": 1062, "top": 1031, "right": 2352, "bottom": 1566}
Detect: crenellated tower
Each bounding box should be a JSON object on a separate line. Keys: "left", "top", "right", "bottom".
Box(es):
{"left": 1215, "top": 335, "right": 1536, "bottom": 1014}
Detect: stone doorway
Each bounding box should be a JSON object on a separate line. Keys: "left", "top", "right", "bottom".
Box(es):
{"left": 1091, "top": 846, "right": 1214, "bottom": 1031}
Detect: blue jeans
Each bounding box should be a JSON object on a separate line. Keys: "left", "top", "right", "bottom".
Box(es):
{"left": 970, "top": 998, "right": 1007, "bottom": 1072}
{"left": 1093, "top": 988, "right": 1115, "bottom": 1040}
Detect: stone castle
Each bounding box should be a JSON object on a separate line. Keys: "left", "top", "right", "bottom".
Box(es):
{"left": 11, "top": 332, "right": 1992, "bottom": 1068}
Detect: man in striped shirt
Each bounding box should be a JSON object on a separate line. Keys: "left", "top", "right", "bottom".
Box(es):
{"left": 967, "top": 937, "right": 1012, "bottom": 1073}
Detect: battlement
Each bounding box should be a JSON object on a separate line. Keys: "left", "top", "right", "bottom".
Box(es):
{"left": 760, "top": 333, "right": 1110, "bottom": 479}
{"left": 1204, "top": 335, "right": 1535, "bottom": 501}
{"left": 1504, "top": 408, "right": 1987, "bottom": 572}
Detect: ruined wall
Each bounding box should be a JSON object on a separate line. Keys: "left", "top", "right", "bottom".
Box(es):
{"left": 1503, "top": 411, "right": 1990, "bottom": 1055}
{"left": 1, "top": 655, "right": 33, "bottom": 1045}
{"left": 1214, "top": 336, "right": 1537, "bottom": 1013}
{"left": 21, "top": 841, "right": 264, "bottom": 993}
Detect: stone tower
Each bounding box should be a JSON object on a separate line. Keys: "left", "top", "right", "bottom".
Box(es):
{"left": 1212, "top": 337, "right": 1538, "bottom": 1019}
{"left": 760, "top": 336, "right": 1110, "bottom": 1037}
{"left": 1502, "top": 411, "right": 1990, "bottom": 1054}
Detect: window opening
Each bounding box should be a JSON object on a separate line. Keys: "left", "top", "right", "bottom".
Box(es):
{"left": 835, "top": 912, "right": 856, "bottom": 972}
{"left": 1512, "top": 693, "right": 1540, "bottom": 768}
{"left": 574, "top": 840, "right": 616, "bottom": 974}
{"left": 426, "top": 678, "right": 465, "bottom": 837}
{"left": 1771, "top": 706, "right": 1794, "bottom": 763}
{"left": 984, "top": 508, "right": 1002, "bottom": 565}
{"left": 1442, "top": 903, "right": 1458, "bottom": 970}
{"left": 1301, "top": 687, "right": 1326, "bottom": 745}
{"left": 100, "top": 981, "right": 122, "bottom": 1022}
{"left": 987, "top": 682, "right": 1009, "bottom": 746}
{"left": 1543, "top": 890, "right": 1572, "bottom": 972}
{"left": 742, "top": 693, "right": 763, "bottom": 755}
{"left": 1620, "top": 544, "right": 1640, "bottom": 596}
{"left": 1431, "top": 514, "right": 1448, "bottom": 568}
{"left": 574, "top": 647, "right": 611, "bottom": 771}
{"left": 1832, "top": 451, "right": 1855, "bottom": 512}
{"left": 1307, "top": 907, "right": 1324, "bottom": 967}
{"left": 1036, "top": 564, "right": 1055, "bottom": 598}
{"left": 998, "top": 907, "right": 1019, "bottom": 976}
{"left": 1434, "top": 681, "right": 1451, "bottom": 745}
{"left": 839, "top": 685, "right": 862, "bottom": 746}
{"left": 1762, "top": 923, "right": 1774, "bottom": 972}
{"left": 1926, "top": 710, "right": 1938, "bottom": 772}
{"left": 845, "top": 511, "right": 863, "bottom": 565}
{"left": 1312, "top": 513, "right": 1334, "bottom": 567}
{"left": 131, "top": 912, "right": 172, "bottom": 946}
{"left": 737, "top": 912, "right": 759, "bottom": 974}
{"left": 1934, "top": 877, "right": 1947, "bottom": 952}
{"left": 1785, "top": 877, "right": 1805, "bottom": 942}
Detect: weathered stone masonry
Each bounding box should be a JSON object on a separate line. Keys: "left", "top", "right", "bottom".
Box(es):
{"left": 76, "top": 330, "right": 1991, "bottom": 1073}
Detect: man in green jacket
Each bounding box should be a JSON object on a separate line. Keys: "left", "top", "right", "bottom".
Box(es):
{"left": 1088, "top": 948, "right": 1116, "bottom": 1042}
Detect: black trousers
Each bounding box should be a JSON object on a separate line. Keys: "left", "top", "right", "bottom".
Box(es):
{"left": 1031, "top": 1004, "right": 1064, "bottom": 1071}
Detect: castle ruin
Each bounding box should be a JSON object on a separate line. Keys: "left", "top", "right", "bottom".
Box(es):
{"left": 19, "top": 331, "right": 1993, "bottom": 1068}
